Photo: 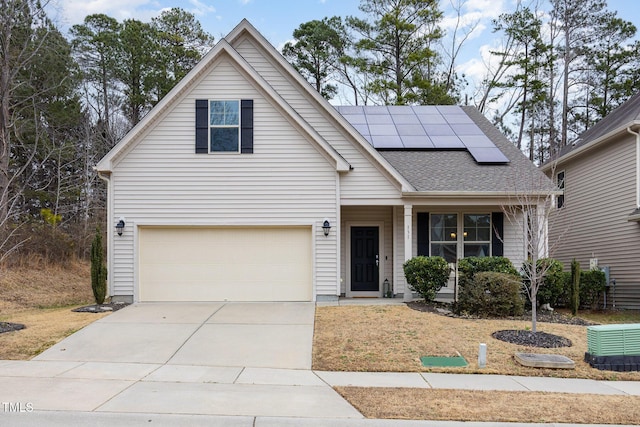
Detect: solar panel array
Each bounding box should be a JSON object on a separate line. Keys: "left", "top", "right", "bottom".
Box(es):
{"left": 336, "top": 105, "right": 510, "bottom": 164}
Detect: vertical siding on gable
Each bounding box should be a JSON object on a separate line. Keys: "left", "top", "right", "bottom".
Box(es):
{"left": 233, "top": 37, "right": 402, "bottom": 202}
{"left": 550, "top": 134, "right": 640, "bottom": 308}
{"left": 110, "top": 58, "right": 339, "bottom": 299}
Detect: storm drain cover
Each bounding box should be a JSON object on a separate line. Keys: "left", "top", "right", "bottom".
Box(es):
{"left": 421, "top": 355, "right": 468, "bottom": 367}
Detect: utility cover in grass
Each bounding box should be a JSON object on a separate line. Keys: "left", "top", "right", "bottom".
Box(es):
{"left": 421, "top": 355, "right": 468, "bottom": 367}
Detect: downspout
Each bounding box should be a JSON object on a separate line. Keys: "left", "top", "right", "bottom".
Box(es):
{"left": 96, "top": 170, "right": 113, "bottom": 299}
{"left": 627, "top": 127, "right": 640, "bottom": 208}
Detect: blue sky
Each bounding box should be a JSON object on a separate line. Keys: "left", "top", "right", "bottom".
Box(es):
{"left": 53, "top": 0, "right": 640, "bottom": 104}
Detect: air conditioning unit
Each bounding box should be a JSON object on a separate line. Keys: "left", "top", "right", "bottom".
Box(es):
{"left": 585, "top": 324, "right": 640, "bottom": 371}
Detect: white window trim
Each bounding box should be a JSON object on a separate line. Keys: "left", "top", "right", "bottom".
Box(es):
{"left": 209, "top": 99, "right": 241, "bottom": 154}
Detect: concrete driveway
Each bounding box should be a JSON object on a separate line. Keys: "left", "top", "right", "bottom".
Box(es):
{"left": 0, "top": 302, "right": 362, "bottom": 419}
{"left": 35, "top": 302, "right": 314, "bottom": 369}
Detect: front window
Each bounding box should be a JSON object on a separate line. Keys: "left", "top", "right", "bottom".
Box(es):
{"left": 210, "top": 100, "right": 240, "bottom": 152}
{"left": 463, "top": 214, "right": 491, "bottom": 257}
{"left": 430, "top": 213, "right": 457, "bottom": 263}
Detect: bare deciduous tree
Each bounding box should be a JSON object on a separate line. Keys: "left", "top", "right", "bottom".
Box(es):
{"left": 502, "top": 164, "right": 565, "bottom": 332}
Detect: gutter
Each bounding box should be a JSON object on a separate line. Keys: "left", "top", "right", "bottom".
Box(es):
{"left": 402, "top": 190, "right": 562, "bottom": 199}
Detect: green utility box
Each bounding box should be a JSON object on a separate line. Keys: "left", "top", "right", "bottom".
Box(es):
{"left": 585, "top": 324, "right": 640, "bottom": 371}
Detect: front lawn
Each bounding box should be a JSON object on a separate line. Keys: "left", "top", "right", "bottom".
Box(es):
{"left": 312, "top": 304, "right": 640, "bottom": 381}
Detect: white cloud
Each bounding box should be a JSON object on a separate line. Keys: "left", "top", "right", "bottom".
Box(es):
{"left": 189, "top": 0, "right": 216, "bottom": 15}
{"left": 57, "top": 0, "right": 157, "bottom": 27}
{"left": 55, "top": 0, "right": 215, "bottom": 30}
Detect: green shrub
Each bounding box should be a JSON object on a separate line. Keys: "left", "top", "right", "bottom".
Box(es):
{"left": 580, "top": 269, "right": 606, "bottom": 309}
{"left": 403, "top": 256, "right": 450, "bottom": 302}
{"left": 456, "top": 271, "right": 524, "bottom": 317}
{"left": 458, "top": 256, "right": 520, "bottom": 287}
{"left": 523, "top": 258, "right": 567, "bottom": 308}
{"left": 90, "top": 227, "right": 107, "bottom": 305}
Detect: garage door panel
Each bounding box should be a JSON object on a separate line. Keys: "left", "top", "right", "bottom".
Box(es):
{"left": 139, "top": 227, "right": 312, "bottom": 302}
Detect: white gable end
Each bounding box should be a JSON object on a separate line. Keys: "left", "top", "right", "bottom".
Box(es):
{"left": 231, "top": 34, "right": 405, "bottom": 203}
{"left": 108, "top": 54, "right": 341, "bottom": 299}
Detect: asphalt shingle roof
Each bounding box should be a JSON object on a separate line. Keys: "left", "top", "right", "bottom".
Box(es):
{"left": 556, "top": 91, "right": 640, "bottom": 159}
{"left": 338, "top": 105, "right": 552, "bottom": 193}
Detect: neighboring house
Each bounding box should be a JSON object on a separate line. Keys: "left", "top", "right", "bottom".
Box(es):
{"left": 542, "top": 92, "right": 640, "bottom": 310}
{"left": 95, "top": 20, "right": 550, "bottom": 303}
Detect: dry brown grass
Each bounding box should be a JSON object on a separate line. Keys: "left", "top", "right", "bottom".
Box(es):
{"left": 0, "top": 260, "right": 94, "bottom": 312}
{"left": 313, "top": 305, "right": 640, "bottom": 380}
{"left": 337, "top": 387, "right": 640, "bottom": 424}
{"left": 0, "top": 260, "right": 108, "bottom": 359}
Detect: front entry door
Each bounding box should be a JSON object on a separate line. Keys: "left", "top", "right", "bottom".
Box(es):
{"left": 351, "top": 227, "right": 379, "bottom": 292}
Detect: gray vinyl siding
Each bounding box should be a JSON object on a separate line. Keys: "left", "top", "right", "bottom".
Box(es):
{"left": 233, "top": 37, "right": 402, "bottom": 202}
{"left": 550, "top": 133, "right": 640, "bottom": 309}
{"left": 340, "top": 206, "right": 394, "bottom": 295}
{"left": 110, "top": 58, "right": 339, "bottom": 298}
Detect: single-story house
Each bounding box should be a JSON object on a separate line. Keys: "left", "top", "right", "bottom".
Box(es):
{"left": 541, "top": 91, "right": 640, "bottom": 309}
{"left": 96, "top": 20, "right": 551, "bottom": 303}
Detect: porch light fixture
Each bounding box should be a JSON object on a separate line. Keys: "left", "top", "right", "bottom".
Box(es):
{"left": 322, "top": 219, "right": 331, "bottom": 237}
{"left": 116, "top": 218, "right": 125, "bottom": 236}
{"left": 450, "top": 232, "right": 456, "bottom": 239}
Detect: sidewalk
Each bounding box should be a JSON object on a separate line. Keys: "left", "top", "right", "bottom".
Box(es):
{"left": 0, "top": 360, "right": 639, "bottom": 426}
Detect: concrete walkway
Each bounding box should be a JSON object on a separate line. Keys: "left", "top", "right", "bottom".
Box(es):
{"left": 0, "top": 302, "right": 638, "bottom": 426}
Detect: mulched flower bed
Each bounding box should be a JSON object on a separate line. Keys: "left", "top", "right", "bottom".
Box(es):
{"left": 407, "top": 301, "right": 593, "bottom": 348}
{"left": 0, "top": 322, "right": 25, "bottom": 334}
{"left": 492, "top": 330, "right": 572, "bottom": 348}
{"left": 406, "top": 301, "right": 595, "bottom": 326}
{"left": 72, "top": 302, "right": 130, "bottom": 313}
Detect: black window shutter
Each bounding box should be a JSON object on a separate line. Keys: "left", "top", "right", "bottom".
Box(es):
{"left": 195, "top": 99, "right": 208, "bottom": 154}
{"left": 492, "top": 212, "right": 504, "bottom": 257}
{"left": 240, "top": 99, "right": 253, "bottom": 154}
{"left": 417, "top": 212, "right": 429, "bottom": 256}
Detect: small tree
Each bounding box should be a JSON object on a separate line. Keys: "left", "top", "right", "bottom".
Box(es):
{"left": 502, "top": 164, "right": 566, "bottom": 332}
{"left": 91, "top": 227, "right": 107, "bottom": 305}
{"left": 403, "top": 256, "right": 450, "bottom": 302}
{"left": 571, "top": 258, "right": 580, "bottom": 315}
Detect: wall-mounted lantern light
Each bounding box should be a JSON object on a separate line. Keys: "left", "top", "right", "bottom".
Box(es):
{"left": 322, "top": 219, "right": 331, "bottom": 237}
{"left": 116, "top": 218, "right": 126, "bottom": 236}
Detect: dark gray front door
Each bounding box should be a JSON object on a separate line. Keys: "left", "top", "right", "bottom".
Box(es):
{"left": 351, "top": 226, "right": 379, "bottom": 292}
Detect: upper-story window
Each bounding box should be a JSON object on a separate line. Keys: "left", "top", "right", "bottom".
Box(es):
{"left": 556, "top": 170, "right": 565, "bottom": 209}
{"left": 210, "top": 100, "right": 240, "bottom": 152}
{"left": 195, "top": 99, "right": 253, "bottom": 154}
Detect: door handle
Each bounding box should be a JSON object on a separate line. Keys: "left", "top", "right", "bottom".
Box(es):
{"left": 376, "top": 254, "right": 379, "bottom": 267}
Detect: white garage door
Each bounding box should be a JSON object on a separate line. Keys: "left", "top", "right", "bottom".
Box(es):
{"left": 138, "top": 227, "right": 313, "bottom": 302}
